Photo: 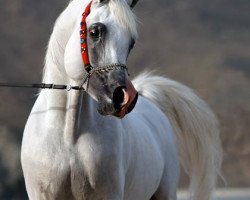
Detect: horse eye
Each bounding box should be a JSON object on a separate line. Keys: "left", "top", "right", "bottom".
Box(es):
{"left": 89, "top": 23, "right": 106, "bottom": 41}
{"left": 89, "top": 27, "right": 101, "bottom": 40}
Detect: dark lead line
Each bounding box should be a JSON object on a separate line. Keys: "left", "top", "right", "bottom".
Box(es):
{"left": 0, "top": 83, "right": 84, "bottom": 91}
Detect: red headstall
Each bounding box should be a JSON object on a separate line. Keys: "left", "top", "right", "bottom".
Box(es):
{"left": 80, "top": 1, "right": 93, "bottom": 72}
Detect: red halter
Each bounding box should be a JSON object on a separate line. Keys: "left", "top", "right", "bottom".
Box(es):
{"left": 80, "top": 1, "right": 93, "bottom": 72}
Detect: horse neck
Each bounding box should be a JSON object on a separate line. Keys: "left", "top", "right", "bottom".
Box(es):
{"left": 42, "top": 30, "right": 70, "bottom": 85}
{"left": 39, "top": 0, "right": 96, "bottom": 142}
{"left": 42, "top": 0, "right": 79, "bottom": 106}
{"left": 42, "top": 50, "right": 85, "bottom": 144}
{"left": 42, "top": 0, "right": 85, "bottom": 84}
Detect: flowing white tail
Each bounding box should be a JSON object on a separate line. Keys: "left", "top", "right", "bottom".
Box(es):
{"left": 133, "top": 72, "right": 222, "bottom": 200}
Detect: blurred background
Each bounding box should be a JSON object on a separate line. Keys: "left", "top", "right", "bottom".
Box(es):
{"left": 0, "top": 0, "right": 249, "bottom": 199}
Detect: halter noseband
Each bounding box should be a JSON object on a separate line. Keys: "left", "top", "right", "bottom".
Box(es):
{"left": 80, "top": 0, "right": 128, "bottom": 85}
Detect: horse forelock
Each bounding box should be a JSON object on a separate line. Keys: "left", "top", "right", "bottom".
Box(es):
{"left": 108, "top": 0, "right": 138, "bottom": 38}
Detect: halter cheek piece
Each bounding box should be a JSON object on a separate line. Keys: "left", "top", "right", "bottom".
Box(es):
{"left": 80, "top": 0, "right": 128, "bottom": 86}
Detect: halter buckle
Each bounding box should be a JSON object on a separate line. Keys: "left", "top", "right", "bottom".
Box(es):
{"left": 66, "top": 85, "right": 72, "bottom": 91}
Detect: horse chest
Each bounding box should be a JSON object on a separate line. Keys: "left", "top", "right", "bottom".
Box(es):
{"left": 22, "top": 129, "right": 118, "bottom": 200}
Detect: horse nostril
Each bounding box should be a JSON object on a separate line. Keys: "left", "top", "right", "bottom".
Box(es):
{"left": 113, "top": 86, "right": 125, "bottom": 111}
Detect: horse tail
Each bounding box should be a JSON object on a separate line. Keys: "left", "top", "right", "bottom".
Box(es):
{"left": 132, "top": 72, "right": 222, "bottom": 200}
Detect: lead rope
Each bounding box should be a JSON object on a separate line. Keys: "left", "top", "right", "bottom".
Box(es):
{"left": 0, "top": 83, "right": 84, "bottom": 91}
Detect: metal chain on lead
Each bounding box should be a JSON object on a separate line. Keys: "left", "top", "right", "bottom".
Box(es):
{"left": 81, "top": 63, "right": 128, "bottom": 86}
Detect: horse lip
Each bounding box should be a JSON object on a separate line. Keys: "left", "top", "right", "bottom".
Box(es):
{"left": 98, "top": 93, "right": 138, "bottom": 118}
{"left": 97, "top": 79, "right": 138, "bottom": 118}
{"left": 114, "top": 92, "right": 138, "bottom": 118}
{"left": 114, "top": 92, "right": 138, "bottom": 119}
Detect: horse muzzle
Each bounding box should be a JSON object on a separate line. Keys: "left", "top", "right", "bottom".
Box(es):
{"left": 97, "top": 79, "right": 138, "bottom": 118}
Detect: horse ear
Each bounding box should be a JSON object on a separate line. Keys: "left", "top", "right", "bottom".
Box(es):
{"left": 129, "top": 0, "right": 139, "bottom": 8}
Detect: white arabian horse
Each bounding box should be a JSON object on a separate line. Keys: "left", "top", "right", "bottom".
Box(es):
{"left": 21, "top": 0, "right": 222, "bottom": 199}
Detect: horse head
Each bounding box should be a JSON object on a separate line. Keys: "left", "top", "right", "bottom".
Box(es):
{"left": 64, "top": 0, "right": 139, "bottom": 118}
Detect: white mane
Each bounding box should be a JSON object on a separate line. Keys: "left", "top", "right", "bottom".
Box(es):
{"left": 109, "top": 0, "right": 138, "bottom": 38}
